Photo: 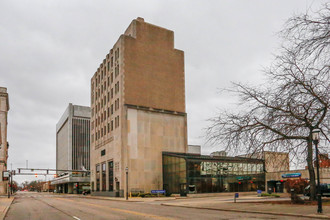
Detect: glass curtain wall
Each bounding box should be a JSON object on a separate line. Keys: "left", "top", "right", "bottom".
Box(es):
{"left": 162, "top": 155, "right": 186, "bottom": 194}
{"left": 163, "top": 154, "right": 265, "bottom": 194}
{"left": 189, "top": 160, "right": 264, "bottom": 193}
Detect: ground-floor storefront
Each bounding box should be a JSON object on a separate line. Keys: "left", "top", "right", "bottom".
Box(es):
{"left": 266, "top": 168, "right": 330, "bottom": 193}
{"left": 163, "top": 152, "right": 265, "bottom": 195}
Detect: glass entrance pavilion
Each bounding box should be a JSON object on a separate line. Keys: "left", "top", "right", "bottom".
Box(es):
{"left": 163, "top": 152, "right": 265, "bottom": 194}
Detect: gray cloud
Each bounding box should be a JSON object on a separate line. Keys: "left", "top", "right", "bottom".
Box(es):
{"left": 0, "top": 0, "right": 326, "bottom": 183}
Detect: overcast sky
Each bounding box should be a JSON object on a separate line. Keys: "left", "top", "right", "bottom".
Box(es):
{"left": 0, "top": 0, "right": 326, "bottom": 183}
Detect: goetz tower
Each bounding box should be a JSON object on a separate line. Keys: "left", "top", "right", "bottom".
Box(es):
{"left": 90, "top": 18, "right": 187, "bottom": 197}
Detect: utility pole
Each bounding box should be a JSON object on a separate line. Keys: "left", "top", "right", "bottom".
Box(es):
{"left": 125, "top": 167, "right": 128, "bottom": 200}
{"left": 312, "top": 128, "right": 322, "bottom": 214}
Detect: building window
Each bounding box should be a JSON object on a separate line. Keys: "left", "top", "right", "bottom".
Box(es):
{"left": 107, "top": 123, "right": 110, "bottom": 133}
{"left": 108, "top": 161, "right": 114, "bottom": 191}
{"left": 111, "top": 105, "right": 113, "bottom": 115}
{"left": 115, "top": 116, "right": 120, "bottom": 128}
{"left": 96, "top": 164, "right": 100, "bottom": 191}
{"left": 111, "top": 88, "right": 113, "bottom": 99}
{"left": 111, "top": 120, "right": 113, "bottom": 131}
{"left": 115, "top": 98, "right": 119, "bottom": 111}
{"left": 102, "top": 163, "right": 106, "bottom": 191}
{"left": 107, "top": 108, "right": 110, "bottom": 117}
{"left": 115, "top": 66, "right": 119, "bottom": 78}
{"left": 101, "top": 149, "right": 106, "bottom": 156}
{"left": 111, "top": 57, "right": 113, "bottom": 67}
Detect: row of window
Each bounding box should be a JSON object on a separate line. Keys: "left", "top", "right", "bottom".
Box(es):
{"left": 94, "top": 48, "right": 119, "bottom": 89}
{"left": 93, "top": 98, "right": 119, "bottom": 129}
{"left": 95, "top": 161, "right": 114, "bottom": 191}
{"left": 91, "top": 47, "right": 120, "bottom": 107}
{"left": 92, "top": 115, "right": 120, "bottom": 142}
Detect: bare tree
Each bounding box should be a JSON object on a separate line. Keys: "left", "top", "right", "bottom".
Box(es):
{"left": 207, "top": 5, "right": 329, "bottom": 200}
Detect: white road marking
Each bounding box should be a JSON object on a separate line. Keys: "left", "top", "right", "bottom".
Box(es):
{"left": 73, "top": 216, "right": 80, "bottom": 220}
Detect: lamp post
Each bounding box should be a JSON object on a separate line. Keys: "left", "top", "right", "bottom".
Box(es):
{"left": 312, "top": 128, "right": 322, "bottom": 214}
{"left": 125, "top": 167, "right": 128, "bottom": 200}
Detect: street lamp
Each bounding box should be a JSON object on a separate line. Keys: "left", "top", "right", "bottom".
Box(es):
{"left": 312, "top": 128, "right": 322, "bottom": 213}
{"left": 125, "top": 167, "right": 128, "bottom": 200}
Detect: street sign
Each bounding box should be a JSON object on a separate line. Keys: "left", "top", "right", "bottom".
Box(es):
{"left": 151, "top": 190, "right": 166, "bottom": 194}
{"left": 281, "top": 173, "right": 301, "bottom": 178}
{"left": 3, "top": 171, "right": 9, "bottom": 178}
{"left": 236, "top": 176, "right": 251, "bottom": 180}
{"left": 3, "top": 171, "right": 9, "bottom": 181}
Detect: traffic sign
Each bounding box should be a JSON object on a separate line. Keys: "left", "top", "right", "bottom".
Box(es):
{"left": 281, "top": 173, "right": 301, "bottom": 178}
{"left": 151, "top": 190, "right": 166, "bottom": 194}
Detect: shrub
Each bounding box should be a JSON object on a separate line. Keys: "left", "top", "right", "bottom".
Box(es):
{"left": 261, "top": 193, "right": 280, "bottom": 197}
{"left": 284, "top": 178, "right": 309, "bottom": 194}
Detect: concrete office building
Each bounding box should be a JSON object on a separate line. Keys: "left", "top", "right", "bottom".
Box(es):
{"left": 0, "top": 87, "right": 9, "bottom": 195}
{"left": 90, "top": 17, "right": 187, "bottom": 196}
{"left": 52, "top": 104, "right": 91, "bottom": 194}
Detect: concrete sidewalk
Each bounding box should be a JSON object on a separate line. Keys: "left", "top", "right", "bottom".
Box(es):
{"left": 162, "top": 198, "right": 330, "bottom": 219}
{"left": 0, "top": 197, "right": 14, "bottom": 220}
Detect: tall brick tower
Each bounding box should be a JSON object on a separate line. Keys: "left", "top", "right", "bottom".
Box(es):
{"left": 90, "top": 18, "right": 187, "bottom": 196}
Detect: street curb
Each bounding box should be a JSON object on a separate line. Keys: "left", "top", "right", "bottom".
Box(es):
{"left": 1, "top": 197, "right": 15, "bottom": 220}
{"left": 161, "top": 203, "right": 330, "bottom": 219}
{"left": 64, "top": 195, "right": 179, "bottom": 203}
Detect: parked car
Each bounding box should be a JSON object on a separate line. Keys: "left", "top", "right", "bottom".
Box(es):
{"left": 304, "top": 184, "right": 330, "bottom": 197}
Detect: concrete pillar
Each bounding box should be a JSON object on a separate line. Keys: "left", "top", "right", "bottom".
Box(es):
{"left": 68, "top": 183, "right": 73, "bottom": 194}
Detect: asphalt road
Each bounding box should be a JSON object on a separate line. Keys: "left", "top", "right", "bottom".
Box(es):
{"left": 5, "top": 192, "right": 308, "bottom": 220}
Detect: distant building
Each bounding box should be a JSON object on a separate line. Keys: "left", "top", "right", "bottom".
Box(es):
{"left": 0, "top": 87, "right": 9, "bottom": 194}
{"left": 210, "top": 151, "right": 227, "bottom": 157}
{"left": 188, "top": 145, "right": 201, "bottom": 155}
{"left": 52, "top": 103, "right": 91, "bottom": 194}
{"left": 240, "top": 151, "right": 289, "bottom": 172}
{"left": 90, "top": 17, "right": 187, "bottom": 196}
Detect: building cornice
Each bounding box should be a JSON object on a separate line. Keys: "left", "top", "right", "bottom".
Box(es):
{"left": 125, "top": 104, "right": 186, "bottom": 116}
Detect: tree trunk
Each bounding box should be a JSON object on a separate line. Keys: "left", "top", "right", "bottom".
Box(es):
{"left": 307, "top": 139, "right": 316, "bottom": 201}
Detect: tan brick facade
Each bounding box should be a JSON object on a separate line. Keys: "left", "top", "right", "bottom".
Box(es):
{"left": 0, "top": 87, "right": 9, "bottom": 195}
{"left": 90, "top": 18, "right": 187, "bottom": 196}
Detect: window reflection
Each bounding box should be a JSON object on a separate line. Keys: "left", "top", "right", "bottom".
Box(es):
{"left": 163, "top": 154, "right": 265, "bottom": 194}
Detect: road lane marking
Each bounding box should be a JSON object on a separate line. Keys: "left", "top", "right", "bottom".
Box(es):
{"left": 73, "top": 216, "right": 80, "bottom": 220}
{"left": 55, "top": 197, "right": 176, "bottom": 220}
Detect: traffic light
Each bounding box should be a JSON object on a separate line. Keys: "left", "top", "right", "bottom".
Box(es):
{"left": 35, "top": 173, "right": 37, "bottom": 178}
{"left": 238, "top": 182, "right": 241, "bottom": 184}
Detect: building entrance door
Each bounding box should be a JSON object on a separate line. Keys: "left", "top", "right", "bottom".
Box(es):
{"left": 115, "top": 182, "right": 120, "bottom": 197}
